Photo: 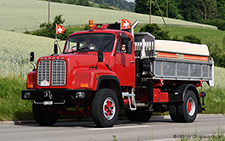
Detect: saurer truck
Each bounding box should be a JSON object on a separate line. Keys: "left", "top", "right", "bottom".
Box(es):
{"left": 21, "top": 20, "right": 214, "bottom": 127}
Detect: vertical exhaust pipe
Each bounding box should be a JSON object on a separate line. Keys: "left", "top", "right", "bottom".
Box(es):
{"left": 131, "top": 20, "right": 139, "bottom": 40}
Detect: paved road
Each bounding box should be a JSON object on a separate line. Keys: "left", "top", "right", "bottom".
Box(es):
{"left": 0, "top": 114, "right": 224, "bottom": 141}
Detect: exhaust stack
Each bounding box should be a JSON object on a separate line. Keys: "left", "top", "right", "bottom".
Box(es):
{"left": 131, "top": 20, "right": 139, "bottom": 39}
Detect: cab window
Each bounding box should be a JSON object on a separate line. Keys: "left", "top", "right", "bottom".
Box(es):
{"left": 116, "top": 36, "right": 132, "bottom": 54}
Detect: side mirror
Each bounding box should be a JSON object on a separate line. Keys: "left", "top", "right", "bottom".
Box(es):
{"left": 98, "top": 51, "right": 103, "bottom": 62}
{"left": 30, "top": 52, "right": 36, "bottom": 71}
{"left": 54, "top": 43, "right": 58, "bottom": 54}
{"left": 126, "top": 41, "right": 132, "bottom": 54}
{"left": 30, "top": 52, "right": 34, "bottom": 62}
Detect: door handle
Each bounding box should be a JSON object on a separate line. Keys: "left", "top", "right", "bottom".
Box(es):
{"left": 130, "top": 61, "right": 135, "bottom": 64}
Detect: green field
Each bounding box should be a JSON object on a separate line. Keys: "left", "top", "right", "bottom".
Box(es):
{"left": 164, "top": 26, "right": 225, "bottom": 52}
{"left": 0, "top": 0, "right": 216, "bottom": 33}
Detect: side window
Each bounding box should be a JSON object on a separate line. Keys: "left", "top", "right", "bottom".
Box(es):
{"left": 116, "top": 37, "right": 132, "bottom": 54}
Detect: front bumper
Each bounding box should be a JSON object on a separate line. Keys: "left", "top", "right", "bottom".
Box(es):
{"left": 21, "top": 89, "right": 91, "bottom": 104}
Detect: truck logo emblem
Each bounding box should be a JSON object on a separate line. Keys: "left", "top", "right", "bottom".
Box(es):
{"left": 44, "top": 90, "right": 53, "bottom": 99}
{"left": 40, "top": 79, "right": 50, "bottom": 86}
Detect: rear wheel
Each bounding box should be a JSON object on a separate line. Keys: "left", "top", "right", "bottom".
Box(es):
{"left": 177, "top": 90, "right": 198, "bottom": 122}
{"left": 33, "top": 103, "right": 59, "bottom": 126}
{"left": 92, "top": 88, "right": 119, "bottom": 127}
{"left": 125, "top": 109, "right": 152, "bottom": 122}
{"left": 169, "top": 104, "right": 179, "bottom": 122}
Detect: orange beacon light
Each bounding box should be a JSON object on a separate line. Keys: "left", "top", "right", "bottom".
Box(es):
{"left": 89, "top": 20, "right": 93, "bottom": 28}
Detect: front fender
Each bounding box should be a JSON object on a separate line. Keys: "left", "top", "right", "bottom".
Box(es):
{"left": 96, "top": 75, "right": 121, "bottom": 90}
{"left": 72, "top": 69, "right": 119, "bottom": 91}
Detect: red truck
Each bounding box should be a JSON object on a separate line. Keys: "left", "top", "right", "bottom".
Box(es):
{"left": 22, "top": 21, "right": 214, "bottom": 127}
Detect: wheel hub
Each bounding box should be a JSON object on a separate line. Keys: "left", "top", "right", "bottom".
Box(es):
{"left": 103, "top": 97, "right": 115, "bottom": 120}
{"left": 187, "top": 101, "right": 192, "bottom": 113}
{"left": 187, "top": 97, "right": 196, "bottom": 116}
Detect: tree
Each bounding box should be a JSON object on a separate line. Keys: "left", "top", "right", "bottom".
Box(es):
{"left": 168, "top": 0, "right": 180, "bottom": 19}
{"left": 217, "top": 1, "right": 225, "bottom": 20}
{"left": 135, "top": 0, "right": 180, "bottom": 19}
{"left": 139, "top": 24, "right": 170, "bottom": 40}
{"left": 33, "top": 15, "right": 69, "bottom": 40}
{"left": 77, "top": 0, "right": 90, "bottom": 6}
{"left": 135, "top": 0, "right": 149, "bottom": 14}
{"left": 180, "top": 0, "right": 203, "bottom": 21}
{"left": 199, "top": 0, "right": 218, "bottom": 20}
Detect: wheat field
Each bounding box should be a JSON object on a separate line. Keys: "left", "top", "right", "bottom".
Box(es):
{"left": 0, "top": 0, "right": 217, "bottom": 33}
{"left": 0, "top": 30, "right": 64, "bottom": 77}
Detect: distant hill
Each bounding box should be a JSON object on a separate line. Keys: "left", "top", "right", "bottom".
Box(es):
{"left": 50, "top": 0, "right": 135, "bottom": 11}
{"left": 0, "top": 0, "right": 216, "bottom": 33}
{"left": 89, "top": 0, "right": 135, "bottom": 11}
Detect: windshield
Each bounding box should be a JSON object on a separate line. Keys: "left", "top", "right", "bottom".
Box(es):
{"left": 64, "top": 33, "right": 115, "bottom": 53}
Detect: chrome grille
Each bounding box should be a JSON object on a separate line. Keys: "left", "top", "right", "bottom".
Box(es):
{"left": 38, "top": 60, "right": 51, "bottom": 86}
{"left": 52, "top": 60, "right": 66, "bottom": 86}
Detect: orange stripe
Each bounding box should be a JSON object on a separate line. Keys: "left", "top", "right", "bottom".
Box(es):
{"left": 158, "top": 52, "right": 178, "bottom": 59}
{"left": 183, "top": 54, "right": 208, "bottom": 61}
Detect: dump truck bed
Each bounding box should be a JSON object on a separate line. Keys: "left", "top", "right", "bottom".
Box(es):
{"left": 134, "top": 32, "right": 214, "bottom": 86}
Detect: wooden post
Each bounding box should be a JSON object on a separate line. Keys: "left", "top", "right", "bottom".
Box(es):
{"left": 48, "top": 0, "right": 50, "bottom": 23}
{"left": 155, "top": 0, "right": 167, "bottom": 28}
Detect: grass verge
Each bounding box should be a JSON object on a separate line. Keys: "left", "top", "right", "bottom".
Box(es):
{"left": 0, "top": 76, "right": 32, "bottom": 121}
{"left": 203, "top": 87, "right": 225, "bottom": 114}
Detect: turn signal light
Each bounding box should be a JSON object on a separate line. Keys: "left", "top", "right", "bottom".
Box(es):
{"left": 89, "top": 20, "right": 93, "bottom": 28}
{"left": 80, "top": 83, "right": 88, "bottom": 88}
{"left": 27, "top": 83, "right": 33, "bottom": 89}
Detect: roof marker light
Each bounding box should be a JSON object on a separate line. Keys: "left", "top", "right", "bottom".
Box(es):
{"left": 89, "top": 20, "right": 93, "bottom": 28}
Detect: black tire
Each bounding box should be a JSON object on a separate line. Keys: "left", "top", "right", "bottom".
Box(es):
{"left": 177, "top": 90, "right": 198, "bottom": 122}
{"left": 169, "top": 104, "right": 179, "bottom": 122}
{"left": 33, "top": 103, "right": 59, "bottom": 126}
{"left": 92, "top": 88, "right": 119, "bottom": 127}
{"left": 125, "top": 109, "right": 152, "bottom": 122}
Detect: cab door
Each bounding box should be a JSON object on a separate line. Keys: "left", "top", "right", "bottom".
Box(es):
{"left": 115, "top": 35, "right": 135, "bottom": 86}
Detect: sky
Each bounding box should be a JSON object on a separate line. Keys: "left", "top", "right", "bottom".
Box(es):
{"left": 126, "top": 0, "right": 135, "bottom": 2}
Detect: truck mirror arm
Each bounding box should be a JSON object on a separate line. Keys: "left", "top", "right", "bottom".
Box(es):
{"left": 53, "top": 40, "right": 62, "bottom": 54}
{"left": 29, "top": 52, "right": 36, "bottom": 71}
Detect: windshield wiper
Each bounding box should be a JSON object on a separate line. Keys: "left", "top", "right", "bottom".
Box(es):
{"left": 99, "top": 40, "right": 113, "bottom": 52}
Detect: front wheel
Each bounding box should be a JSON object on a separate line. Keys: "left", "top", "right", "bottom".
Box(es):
{"left": 92, "top": 89, "right": 119, "bottom": 127}
{"left": 33, "top": 103, "right": 60, "bottom": 126}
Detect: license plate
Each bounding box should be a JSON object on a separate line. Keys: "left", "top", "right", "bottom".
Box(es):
{"left": 43, "top": 101, "right": 53, "bottom": 105}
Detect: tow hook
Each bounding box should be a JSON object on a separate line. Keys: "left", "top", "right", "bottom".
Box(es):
{"left": 199, "top": 92, "right": 206, "bottom": 111}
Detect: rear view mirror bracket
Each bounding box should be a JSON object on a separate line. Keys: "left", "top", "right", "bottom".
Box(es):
{"left": 30, "top": 52, "right": 36, "bottom": 71}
